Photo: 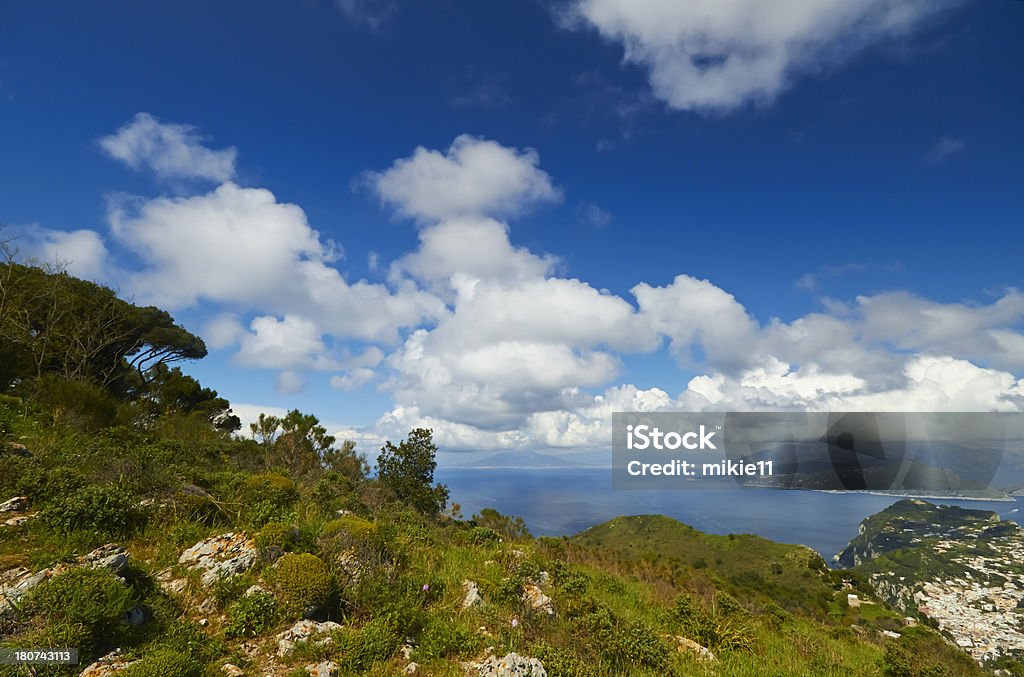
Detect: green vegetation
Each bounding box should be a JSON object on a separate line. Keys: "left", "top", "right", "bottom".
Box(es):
{"left": 0, "top": 260, "right": 994, "bottom": 675}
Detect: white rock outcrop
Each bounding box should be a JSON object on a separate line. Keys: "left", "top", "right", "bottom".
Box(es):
{"left": 179, "top": 532, "right": 258, "bottom": 587}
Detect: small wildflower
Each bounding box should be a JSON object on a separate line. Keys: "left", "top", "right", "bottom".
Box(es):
{"left": 511, "top": 618, "right": 518, "bottom": 628}
{"left": 422, "top": 583, "right": 430, "bottom": 592}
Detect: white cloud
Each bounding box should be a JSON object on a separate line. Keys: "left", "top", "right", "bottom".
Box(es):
{"left": 567, "top": 0, "right": 961, "bottom": 112}
{"left": 236, "top": 314, "right": 336, "bottom": 371}
{"left": 99, "top": 113, "right": 237, "bottom": 182}
{"left": 18, "top": 227, "right": 109, "bottom": 280}
{"left": 108, "top": 182, "right": 443, "bottom": 345}
{"left": 366, "top": 135, "right": 562, "bottom": 223}
{"left": 204, "top": 314, "right": 247, "bottom": 350}
{"left": 53, "top": 121, "right": 1024, "bottom": 454}
{"left": 330, "top": 367, "right": 376, "bottom": 391}
{"left": 634, "top": 274, "right": 758, "bottom": 370}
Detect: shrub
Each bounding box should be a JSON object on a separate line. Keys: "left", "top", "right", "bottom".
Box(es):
{"left": 27, "top": 375, "right": 119, "bottom": 430}
{"left": 42, "top": 484, "right": 147, "bottom": 537}
{"left": 238, "top": 472, "right": 298, "bottom": 508}
{"left": 531, "top": 642, "right": 598, "bottom": 677}
{"left": 468, "top": 524, "right": 499, "bottom": 544}
{"left": 271, "top": 553, "right": 333, "bottom": 614}
{"left": 24, "top": 567, "right": 134, "bottom": 652}
{"left": 225, "top": 591, "right": 280, "bottom": 638}
{"left": 120, "top": 647, "right": 202, "bottom": 677}
{"left": 321, "top": 514, "right": 377, "bottom": 541}
{"left": 256, "top": 521, "right": 299, "bottom": 551}
{"left": 345, "top": 573, "right": 426, "bottom": 637}
{"left": 336, "top": 617, "right": 401, "bottom": 671}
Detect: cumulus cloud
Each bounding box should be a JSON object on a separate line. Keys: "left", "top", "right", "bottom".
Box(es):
{"left": 107, "top": 182, "right": 443, "bottom": 344}
{"left": 65, "top": 118, "right": 1024, "bottom": 453}
{"left": 330, "top": 368, "right": 376, "bottom": 391}
{"left": 390, "top": 218, "right": 557, "bottom": 294}
{"left": 566, "top": 0, "right": 961, "bottom": 112}
{"left": 366, "top": 135, "right": 562, "bottom": 223}
{"left": 236, "top": 314, "right": 336, "bottom": 371}
{"left": 99, "top": 113, "right": 237, "bottom": 182}
{"left": 16, "top": 227, "right": 109, "bottom": 280}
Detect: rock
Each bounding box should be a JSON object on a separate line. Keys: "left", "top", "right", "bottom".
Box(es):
{"left": 2, "top": 514, "right": 35, "bottom": 528}
{"left": 522, "top": 585, "right": 553, "bottom": 615}
{"left": 400, "top": 644, "right": 414, "bottom": 660}
{"left": 244, "top": 584, "right": 270, "bottom": 597}
{"left": 670, "top": 636, "right": 716, "bottom": 662}
{"left": 81, "top": 544, "right": 130, "bottom": 575}
{"left": 882, "top": 630, "right": 902, "bottom": 639}
{"left": 336, "top": 549, "right": 365, "bottom": 586}
{"left": 122, "top": 606, "right": 145, "bottom": 626}
{"left": 462, "top": 580, "right": 484, "bottom": 608}
{"left": 275, "top": 619, "right": 342, "bottom": 657}
{"left": 221, "top": 665, "right": 244, "bottom": 677}
{"left": 466, "top": 652, "right": 546, "bottom": 677}
{"left": 403, "top": 663, "right": 420, "bottom": 674}
{"left": 305, "top": 660, "right": 339, "bottom": 677}
{"left": 79, "top": 648, "right": 137, "bottom": 676}
{"left": 0, "top": 567, "right": 57, "bottom": 617}
{"left": 847, "top": 593, "right": 861, "bottom": 609}
{"left": 0, "top": 496, "right": 29, "bottom": 512}
{"left": 179, "top": 532, "right": 258, "bottom": 587}
{"left": 198, "top": 596, "right": 218, "bottom": 614}
{"left": 534, "top": 571, "right": 550, "bottom": 586}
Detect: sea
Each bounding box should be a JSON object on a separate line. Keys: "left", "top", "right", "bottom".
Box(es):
{"left": 436, "top": 467, "right": 1024, "bottom": 560}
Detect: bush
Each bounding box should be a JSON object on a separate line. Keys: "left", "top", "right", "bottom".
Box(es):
{"left": 321, "top": 514, "right": 377, "bottom": 541}
{"left": 42, "top": 484, "right": 147, "bottom": 537}
{"left": 239, "top": 472, "right": 298, "bottom": 507}
{"left": 120, "top": 647, "right": 202, "bottom": 677}
{"left": 24, "top": 567, "right": 134, "bottom": 652}
{"left": 225, "top": 591, "right": 280, "bottom": 638}
{"left": 531, "top": 642, "right": 598, "bottom": 677}
{"left": 27, "top": 375, "right": 120, "bottom": 430}
{"left": 271, "top": 553, "right": 333, "bottom": 614}
{"left": 256, "top": 521, "right": 299, "bottom": 551}
{"left": 336, "top": 617, "right": 401, "bottom": 671}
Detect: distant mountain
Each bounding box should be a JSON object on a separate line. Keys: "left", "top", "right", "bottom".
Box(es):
{"left": 455, "top": 449, "right": 597, "bottom": 469}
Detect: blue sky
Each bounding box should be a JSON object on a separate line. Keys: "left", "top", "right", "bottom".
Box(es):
{"left": 1, "top": 1, "right": 1022, "bottom": 460}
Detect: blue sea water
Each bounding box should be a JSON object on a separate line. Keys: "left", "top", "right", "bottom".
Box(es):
{"left": 437, "top": 467, "right": 1023, "bottom": 559}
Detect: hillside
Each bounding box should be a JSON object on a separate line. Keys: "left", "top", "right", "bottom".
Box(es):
{"left": 837, "top": 499, "right": 1024, "bottom": 670}
{"left": 0, "top": 262, "right": 995, "bottom": 676}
